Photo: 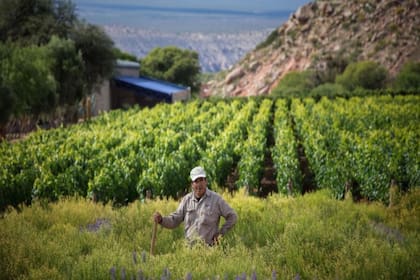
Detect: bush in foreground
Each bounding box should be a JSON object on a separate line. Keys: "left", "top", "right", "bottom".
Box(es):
{"left": 1, "top": 189, "right": 419, "bottom": 279}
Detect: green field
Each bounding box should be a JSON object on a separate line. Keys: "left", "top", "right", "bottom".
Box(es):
{"left": 0, "top": 95, "right": 419, "bottom": 279}
{"left": 1, "top": 96, "right": 418, "bottom": 209}
{"left": 1, "top": 189, "right": 419, "bottom": 279}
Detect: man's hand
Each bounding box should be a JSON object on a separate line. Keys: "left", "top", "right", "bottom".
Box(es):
{"left": 212, "top": 233, "right": 223, "bottom": 245}
{"left": 153, "top": 212, "right": 162, "bottom": 224}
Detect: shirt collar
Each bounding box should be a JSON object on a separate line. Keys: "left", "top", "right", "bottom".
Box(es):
{"left": 193, "top": 188, "right": 210, "bottom": 201}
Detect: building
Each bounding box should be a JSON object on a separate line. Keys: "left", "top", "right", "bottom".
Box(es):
{"left": 94, "top": 60, "right": 191, "bottom": 115}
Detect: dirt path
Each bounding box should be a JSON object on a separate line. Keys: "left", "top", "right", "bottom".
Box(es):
{"left": 297, "top": 144, "right": 317, "bottom": 194}
{"left": 291, "top": 110, "right": 317, "bottom": 194}
{"left": 259, "top": 103, "right": 317, "bottom": 196}
{"left": 259, "top": 106, "right": 277, "bottom": 197}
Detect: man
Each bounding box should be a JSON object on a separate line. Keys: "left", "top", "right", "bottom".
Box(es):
{"left": 153, "top": 166, "right": 237, "bottom": 246}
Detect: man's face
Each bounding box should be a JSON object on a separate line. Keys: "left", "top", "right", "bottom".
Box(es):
{"left": 192, "top": 177, "right": 207, "bottom": 198}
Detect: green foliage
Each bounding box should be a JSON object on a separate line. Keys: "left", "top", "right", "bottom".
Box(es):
{"left": 0, "top": 0, "right": 116, "bottom": 122}
{"left": 71, "top": 22, "right": 116, "bottom": 93}
{"left": 270, "top": 58, "right": 418, "bottom": 99}
{"left": 393, "top": 61, "right": 420, "bottom": 90}
{"left": 0, "top": 0, "right": 77, "bottom": 45}
{"left": 336, "top": 60, "right": 388, "bottom": 91}
{"left": 199, "top": 100, "right": 256, "bottom": 187}
{"left": 271, "top": 70, "right": 317, "bottom": 98}
{"left": 140, "top": 46, "right": 201, "bottom": 91}
{"left": 309, "top": 83, "right": 349, "bottom": 99}
{"left": 236, "top": 99, "right": 273, "bottom": 192}
{"left": 46, "top": 36, "right": 85, "bottom": 106}
{"left": 0, "top": 43, "right": 57, "bottom": 116}
{"left": 292, "top": 95, "right": 420, "bottom": 202}
{"left": 272, "top": 99, "right": 301, "bottom": 194}
{"left": 1, "top": 95, "right": 419, "bottom": 208}
{"left": 113, "top": 48, "right": 138, "bottom": 62}
{"left": 0, "top": 84, "right": 15, "bottom": 125}
{"left": 0, "top": 190, "right": 418, "bottom": 279}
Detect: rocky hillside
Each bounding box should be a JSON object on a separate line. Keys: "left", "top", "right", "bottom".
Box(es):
{"left": 202, "top": 0, "right": 420, "bottom": 97}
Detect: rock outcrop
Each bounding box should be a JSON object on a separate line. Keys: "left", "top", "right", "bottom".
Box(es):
{"left": 202, "top": 0, "right": 420, "bottom": 97}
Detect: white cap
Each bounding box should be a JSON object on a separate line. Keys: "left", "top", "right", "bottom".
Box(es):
{"left": 190, "top": 166, "right": 206, "bottom": 181}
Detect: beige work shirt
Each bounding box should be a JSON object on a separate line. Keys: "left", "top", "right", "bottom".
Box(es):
{"left": 160, "top": 189, "right": 237, "bottom": 245}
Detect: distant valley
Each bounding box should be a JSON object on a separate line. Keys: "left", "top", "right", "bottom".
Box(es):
{"left": 104, "top": 25, "right": 273, "bottom": 73}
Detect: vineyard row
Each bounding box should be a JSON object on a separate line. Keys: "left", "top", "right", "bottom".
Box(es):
{"left": 0, "top": 95, "right": 419, "bottom": 209}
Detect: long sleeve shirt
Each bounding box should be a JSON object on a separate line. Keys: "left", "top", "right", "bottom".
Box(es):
{"left": 160, "top": 189, "right": 237, "bottom": 245}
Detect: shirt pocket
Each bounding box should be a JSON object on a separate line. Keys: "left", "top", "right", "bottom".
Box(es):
{"left": 185, "top": 208, "right": 197, "bottom": 225}
{"left": 201, "top": 204, "right": 218, "bottom": 225}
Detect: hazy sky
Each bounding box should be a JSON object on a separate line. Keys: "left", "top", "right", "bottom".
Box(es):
{"left": 73, "top": 0, "right": 312, "bottom": 13}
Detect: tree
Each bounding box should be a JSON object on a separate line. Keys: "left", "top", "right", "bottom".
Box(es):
{"left": 0, "top": 0, "right": 112, "bottom": 102}
{"left": 0, "top": 44, "right": 17, "bottom": 139}
{"left": 71, "top": 22, "right": 116, "bottom": 94}
{"left": 393, "top": 61, "right": 420, "bottom": 90}
{"left": 0, "top": 82, "right": 15, "bottom": 139}
{"left": 46, "top": 36, "right": 84, "bottom": 106}
{"left": 113, "top": 48, "right": 138, "bottom": 62}
{"left": 0, "top": 0, "right": 116, "bottom": 124}
{"left": 140, "top": 46, "right": 201, "bottom": 91}
{"left": 53, "top": 0, "right": 78, "bottom": 39}
{"left": 70, "top": 22, "right": 115, "bottom": 121}
{"left": 0, "top": 44, "right": 56, "bottom": 117}
{"left": 336, "top": 61, "right": 388, "bottom": 91}
{"left": 0, "top": 0, "right": 77, "bottom": 45}
{"left": 45, "top": 36, "right": 85, "bottom": 122}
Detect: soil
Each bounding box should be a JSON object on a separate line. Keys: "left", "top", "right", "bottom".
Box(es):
{"left": 259, "top": 150, "right": 277, "bottom": 197}
{"left": 297, "top": 144, "right": 317, "bottom": 194}
{"left": 259, "top": 107, "right": 277, "bottom": 197}
{"left": 226, "top": 107, "right": 317, "bottom": 197}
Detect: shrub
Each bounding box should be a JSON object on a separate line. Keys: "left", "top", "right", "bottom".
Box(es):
{"left": 393, "top": 62, "right": 420, "bottom": 90}
{"left": 271, "top": 70, "right": 317, "bottom": 98}
{"left": 314, "top": 54, "right": 349, "bottom": 84}
{"left": 336, "top": 61, "right": 388, "bottom": 91}
{"left": 309, "top": 83, "right": 349, "bottom": 99}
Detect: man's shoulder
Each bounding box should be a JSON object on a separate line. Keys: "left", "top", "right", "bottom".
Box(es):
{"left": 181, "top": 192, "right": 194, "bottom": 201}
{"left": 206, "top": 189, "right": 223, "bottom": 200}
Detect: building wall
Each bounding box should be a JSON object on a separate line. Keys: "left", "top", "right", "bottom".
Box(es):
{"left": 115, "top": 66, "right": 139, "bottom": 77}
{"left": 172, "top": 89, "right": 191, "bottom": 102}
{"left": 111, "top": 85, "right": 136, "bottom": 109}
{"left": 93, "top": 80, "right": 110, "bottom": 115}
{"left": 93, "top": 62, "right": 139, "bottom": 115}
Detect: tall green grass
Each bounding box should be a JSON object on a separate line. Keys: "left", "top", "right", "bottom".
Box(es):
{"left": 1, "top": 189, "right": 419, "bottom": 279}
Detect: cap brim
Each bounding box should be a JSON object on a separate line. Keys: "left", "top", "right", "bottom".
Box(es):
{"left": 191, "top": 175, "right": 206, "bottom": 181}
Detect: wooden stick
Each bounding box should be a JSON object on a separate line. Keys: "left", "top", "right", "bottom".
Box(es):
{"left": 150, "top": 221, "right": 158, "bottom": 256}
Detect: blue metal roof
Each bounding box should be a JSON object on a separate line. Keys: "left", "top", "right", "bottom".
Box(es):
{"left": 114, "top": 75, "right": 187, "bottom": 97}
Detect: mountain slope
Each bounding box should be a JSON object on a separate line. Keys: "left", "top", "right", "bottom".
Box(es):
{"left": 202, "top": 0, "right": 420, "bottom": 97}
